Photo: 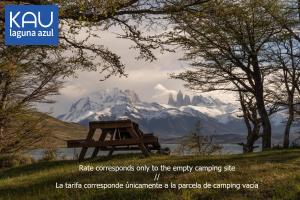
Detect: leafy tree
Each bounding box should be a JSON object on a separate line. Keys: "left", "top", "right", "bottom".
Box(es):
{"left": 168, "top": 0, "right": 284, "bottom": 150}
{"left": 267, "top": 35, "right": 300, "bottom": 148}
{"left": 263, "top": 0, "right": 300, "bottom": 148}
{"left": 0, "top": 45, "right": 112, "bottom": 152}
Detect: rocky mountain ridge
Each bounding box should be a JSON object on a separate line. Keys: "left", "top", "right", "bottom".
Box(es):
{"left": 58, "top": 88, "right": 290, "bottom": 138}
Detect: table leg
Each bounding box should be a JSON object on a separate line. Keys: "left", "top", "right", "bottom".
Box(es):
{"left": 91, "top": 130, "right": 108, "bottom": 158}
{"left": 79, "top": 128, "right": 95, "bottom": 161}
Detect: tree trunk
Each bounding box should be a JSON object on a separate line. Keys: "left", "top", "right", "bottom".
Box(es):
{"left": 283, "top": 105, "right": 294, "bottom": 148}
{"left": 244, "top": 124, "right": 260, "bottom": 153}
{"left": 257, "top": 102, "right": 272, "bottom": 150}
{"left": 298, "top": 0, "right": 300, "bottom": 20}
{"left": 0, "top": 119, "right": 5, "bottom": 152}
{"left": 238, "top": 91, "right": 261, "bottom": 153}
{"left": 244, "top": 139, "right": 255, "bottom": 153}
{"left": 253, "top": 79, "right": 271, "bottom": 150}
{"left": 251, "top": 56, "right": 272, "bottom": 150}
{"left": 0, "top": 124, "right": 4, "bottom": 139}
{"left": 0, "top": 118, "right": 5, "bottom": 139}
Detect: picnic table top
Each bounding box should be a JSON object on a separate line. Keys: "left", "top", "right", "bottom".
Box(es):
{"left": 89, "top": 119, "right": 136, "bottom": 125}
{"left": 89, "top": 119, "right": 139, "bottom": 130}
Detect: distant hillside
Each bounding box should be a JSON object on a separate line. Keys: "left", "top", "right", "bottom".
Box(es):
{"left": 39, "top": 113, "right": 87, "bottom": 148}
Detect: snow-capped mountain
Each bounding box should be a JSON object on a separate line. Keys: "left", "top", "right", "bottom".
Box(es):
{"left": 58, "top": 88, "right": 247, "bottom": 137}
{"left": 58, "top": 88, "right": 291, "bottom": 138}
{"left": 60, "top": 88, "right": 141, "bottom": 122}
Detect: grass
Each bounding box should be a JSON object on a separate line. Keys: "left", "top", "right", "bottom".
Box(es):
{"left": 0, "top": 149, "right": 299, "bottom": 200}
{"left": 37, "top": 113, "right": 88, "bottom": 147}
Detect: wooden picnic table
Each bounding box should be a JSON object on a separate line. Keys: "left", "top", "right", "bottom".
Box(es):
{"left": 66, "top": 119, "right": 161, "bottom": 161}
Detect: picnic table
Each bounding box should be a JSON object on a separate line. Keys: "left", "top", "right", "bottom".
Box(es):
{"left": 66, "top": 120, "right": 162, "bottom": 161}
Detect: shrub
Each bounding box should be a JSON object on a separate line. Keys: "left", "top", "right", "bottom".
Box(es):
{"left": 41, "top": 149, "right": 57, "bottom": 161}
{"left": 0, "top": 154, "right": 35, "bottom": 168}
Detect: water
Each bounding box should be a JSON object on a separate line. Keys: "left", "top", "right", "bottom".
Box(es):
{"left": 29, "top": 143, "right": 256, "bottom": 160}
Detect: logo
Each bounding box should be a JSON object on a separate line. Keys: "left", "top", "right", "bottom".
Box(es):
{"left": 5, "top": 5, "right": 59, "bottom": 46}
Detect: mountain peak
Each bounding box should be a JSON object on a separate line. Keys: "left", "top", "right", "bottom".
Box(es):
{"left": 66, "top": 88, "right": 141, "bottom": 117}
{"left": 168, "top": 90, "right": 192, "bottom": 107}
{"left": 166, "top": 90, "right": 232, "bottom": 108}
{"left": 184, "top": 95, "right": 191, "bottom": 105}
{"left": 168, "top": 93, "right": 176, "bottom": 106}
{"left": 88, "top": 88, "right": 141, "bottom": 104}
{"left": 176, "top": 90, "right": 184, "bottom": 106}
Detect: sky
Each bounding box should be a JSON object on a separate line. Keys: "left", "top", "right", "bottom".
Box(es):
{"left": 37, "top": 29, "right": 236, "bottom": 116}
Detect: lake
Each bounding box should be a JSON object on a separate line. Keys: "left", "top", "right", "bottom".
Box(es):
{"left": 28, "top": 143, "right": 262, "bottom": 160}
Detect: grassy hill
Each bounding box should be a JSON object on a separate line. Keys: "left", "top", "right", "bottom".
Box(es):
{"left": 38, "top": 113, "right": 88, "bottom": 147}
{"left": 0, "top": 149, "right": 299, "bottom": 200}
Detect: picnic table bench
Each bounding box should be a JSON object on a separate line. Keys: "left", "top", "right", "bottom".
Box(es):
{"left": 66, "top": 120, "right": 162, "bottom": 161}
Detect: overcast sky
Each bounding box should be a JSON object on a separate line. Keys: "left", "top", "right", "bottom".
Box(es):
{"left": 38, "top": 29, "right": 236, "bottom": 116}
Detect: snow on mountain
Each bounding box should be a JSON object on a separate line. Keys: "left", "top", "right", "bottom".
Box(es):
{"left": 60, "top": 88, "right": 140, "bottom": 122}
{"left": 59, "top": 88, "right": 238, "bottom": 123}
{"left": 57, "top": 88, "right": 295, "bottom": 138}
{"left": 58, "top": 88, "right": 247, "bottom": 137}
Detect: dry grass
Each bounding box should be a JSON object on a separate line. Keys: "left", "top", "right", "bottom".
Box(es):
{"left": 37, "top": 113, "right": 88, "bottom": 148}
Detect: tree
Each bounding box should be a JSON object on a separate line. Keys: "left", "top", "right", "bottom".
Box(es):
{"left": 264, "top": 0, "right": 300, "bottom": 44}
{"left": 177, "top": 120, "right": 222, "bottom": 155}
{"left": 168, "top": 0, "right": 284, "bottom": 150}
{"left": 0, "top": 45, "right": 121, "bottom": 152}
{"left": 267, "top": 35, "right": 300, "bottom": 148}
{"left": 262, "top": 0, "right": 300, "bottom": 148}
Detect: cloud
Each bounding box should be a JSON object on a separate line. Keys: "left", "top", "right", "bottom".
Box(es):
{"left": 152, "top": 84, "right": 178, "bottom": 103}
{"left": 37, "top": 28, "right": 237, "bottom": 116}
{"left": 60, "top": 85, "right": 87, "bottom": 98}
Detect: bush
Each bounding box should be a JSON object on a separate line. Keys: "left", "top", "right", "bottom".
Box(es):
{"left": 0, "top": 154, "right": 35, "bottom": 168}
{"left": 176, "top": 121, "right": 222, "bottom": 156}
{"left": 41, "top": 149, "right": 57, "bottom": 161}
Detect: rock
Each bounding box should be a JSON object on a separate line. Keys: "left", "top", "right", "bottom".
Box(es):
{"left": 183, "top": 95, "right": 191, "bottom": 106}
{"left": 176, "top": 90, "right": 184, "bottom": 106}
{"left": 168, "top": 93, "right": 176, "bottom": 106}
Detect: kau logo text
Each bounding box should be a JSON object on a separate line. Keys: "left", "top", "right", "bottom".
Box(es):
{"left": 5, "top": 5, "right": 59, "bottom": 46}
